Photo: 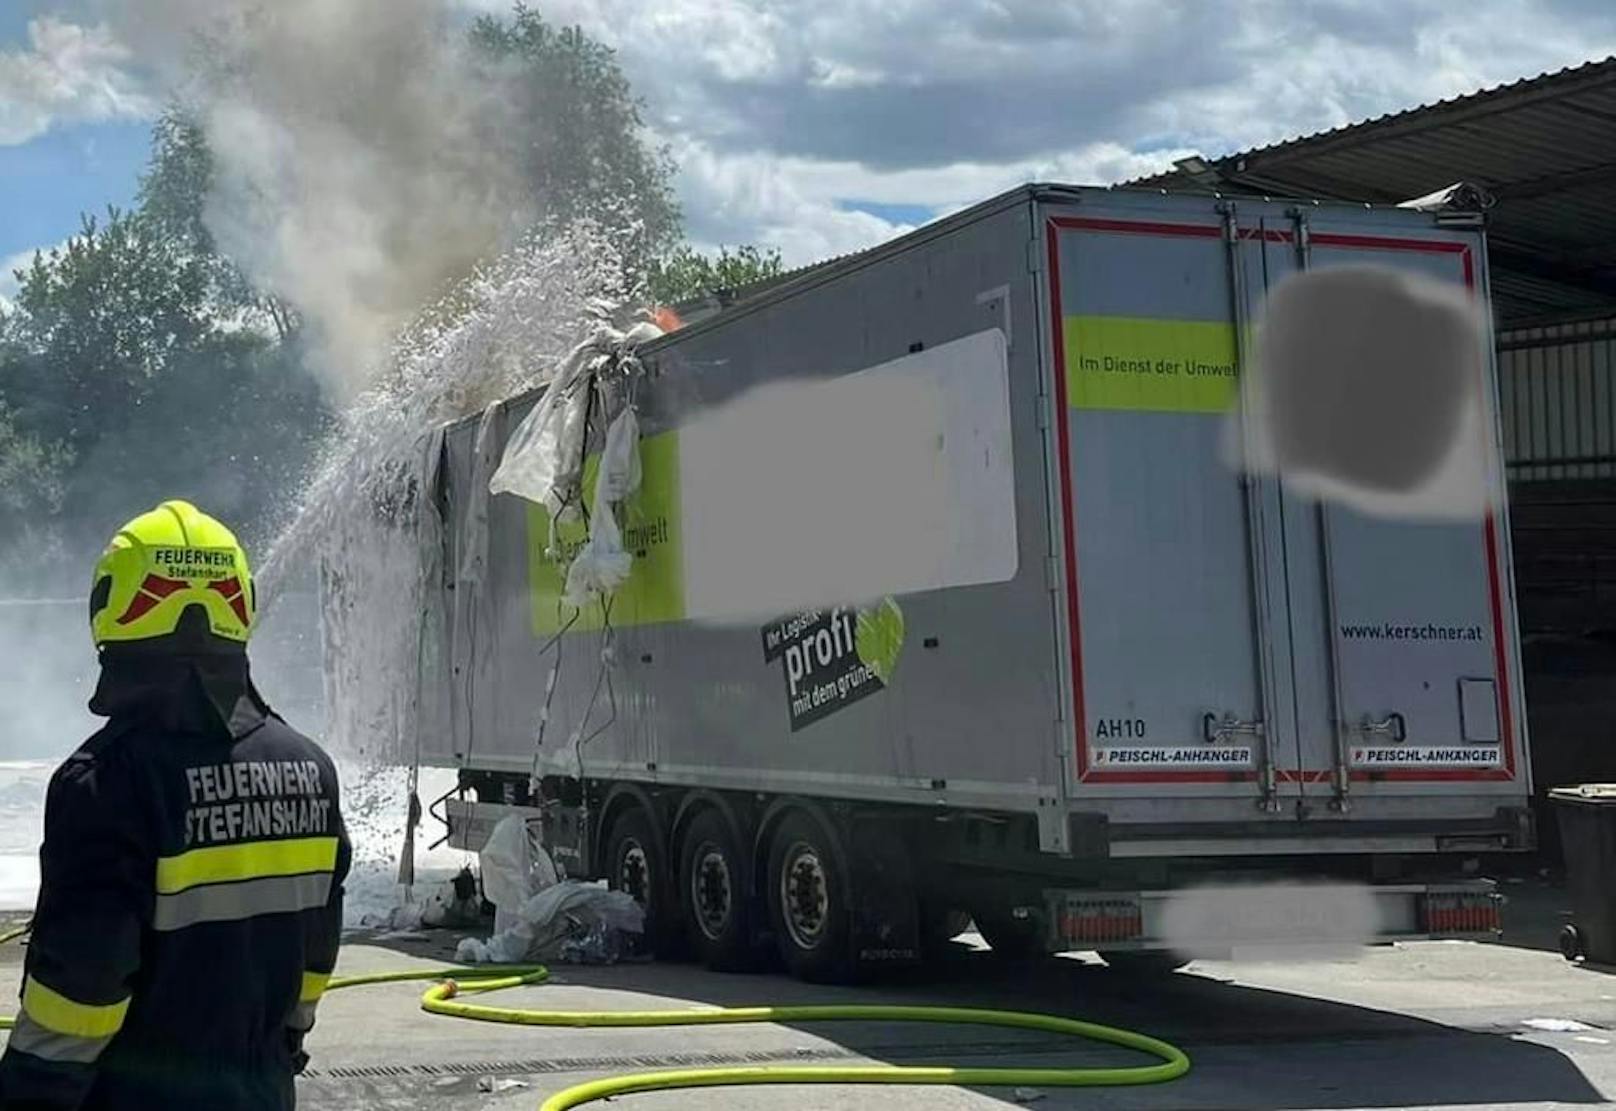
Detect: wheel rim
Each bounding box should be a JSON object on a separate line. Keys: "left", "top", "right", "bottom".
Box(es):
{"left": 691, "top": 843, "right": 733, "bottom": 941}
{"left": 618, "top": 840, "right": 651, "bottom": 909}
{"left": 780, "top": 841, "right": 830, "bottom": 951}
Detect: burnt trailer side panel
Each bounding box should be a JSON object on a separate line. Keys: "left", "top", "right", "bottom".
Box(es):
{"left": 434, "top": 194, "right": 1065, "bottom": 811}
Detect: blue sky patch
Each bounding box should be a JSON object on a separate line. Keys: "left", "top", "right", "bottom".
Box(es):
{"left": 0, "top": 120, "right": 150, "bottom": 259}
{"left": 836, "top": 200, "right": 935, "bottom": 227}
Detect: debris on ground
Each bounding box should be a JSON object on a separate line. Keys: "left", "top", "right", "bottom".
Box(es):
{"left": 1522, "top": 1017, "right": 1598, "bottom": 1032}
{"left": 357, "top": 866, "right": 482, "bottom": 931}
{"left": 476, "top": 1076, "right": 529, "bottom": 1093}
{"left": 455, "top": 880, "right": 643, "bottom": 964}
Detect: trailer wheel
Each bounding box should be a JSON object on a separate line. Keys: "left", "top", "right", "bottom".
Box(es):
{"left": 972, "top": 905, "right": 1050, "bottom": 961}
{"left": 679, "top": 809, "right": 757, "bottom": 971}
{"left": 604, "top": 806, "right": 675, "bottom": 957}
{"left": 767, "top": 811, "right": 857, "bottom": 983}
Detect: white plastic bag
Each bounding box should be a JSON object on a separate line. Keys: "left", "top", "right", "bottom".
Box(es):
{"left": 488, "top": 341, "right": 595, "bottom": 520}
{"left": 478, "top": 815, "right": 559, "bottom": 935}
{"left": 561, "top": 407, "right": 640, "bottom": 606}
{"left": 454, "top": 881, "right": 644, "bottom": 965}
{"left": 598, "top": 406, "right": 641, "bottom": 503}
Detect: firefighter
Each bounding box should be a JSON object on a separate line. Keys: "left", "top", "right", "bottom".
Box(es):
{"left": 0, "top": 500, "right": 350, "bottom": 1110}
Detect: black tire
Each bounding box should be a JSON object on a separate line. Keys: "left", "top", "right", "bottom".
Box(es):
{"left": 603, "top": 806, "right": 676, "bottom": 957}
{"left": 767, "top": 811, "right": 857, "bottom": 983}
{"left": 679, "top": 809, "right": 757, "bottom": 971}
{"left": 1101, "top": 951, "right": 1187, "bottom": 975}
{"left": 972, "top": 905, "right": 1049, "bottom": 961}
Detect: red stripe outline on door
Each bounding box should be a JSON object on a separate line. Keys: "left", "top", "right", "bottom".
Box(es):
{"left": 1045, "top": 216, "right": 1516, "bottom": 785}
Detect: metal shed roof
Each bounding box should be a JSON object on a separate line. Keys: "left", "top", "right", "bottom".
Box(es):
{"left": 1128, "top": 56, "right": 1616, "bottom": 327}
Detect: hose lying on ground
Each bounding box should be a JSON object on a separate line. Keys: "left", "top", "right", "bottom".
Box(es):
{"left": 0, "top": 926, "right": 1192, "bottom": 1111}
{"left": 331, "top": 964, "right": 1191, "bottom": 1111}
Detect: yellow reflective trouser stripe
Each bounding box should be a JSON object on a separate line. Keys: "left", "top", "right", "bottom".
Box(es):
{"left": 22, "top": 976, "right": 130, "bottom": 1039}
{"left": 155, "top": 836, "right": 339, "bottom": 895}
{"left": 300, "top": 971, "right": 331, "bottom": 1004}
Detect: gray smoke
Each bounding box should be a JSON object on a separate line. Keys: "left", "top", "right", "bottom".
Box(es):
{"left": 101, "top": 0, "right": 538, "bottom": 393}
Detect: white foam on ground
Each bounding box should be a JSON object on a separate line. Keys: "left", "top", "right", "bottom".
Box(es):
{"left": 0, "top": 761, "right": 50, "bottom": 911}
{"left": 338, "top": 762, "right": 475, "bottom": 928}
{"left": 0, "top": 757, "right": 471, "bottom": 925}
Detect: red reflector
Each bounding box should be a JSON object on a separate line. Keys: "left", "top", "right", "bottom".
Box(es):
{"left": 1057, "top": 900, "right": 1143, "bottom": 944}
{"left": 1421, "top": 893, "right": 1500, "bottom": 936}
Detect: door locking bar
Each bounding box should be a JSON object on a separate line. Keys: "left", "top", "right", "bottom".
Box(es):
{"left": 1220, "top": 202, "right": 1283, "bottom": 816}
{"left": 1202, "top": 713, "right": 1277, "bottom": 812}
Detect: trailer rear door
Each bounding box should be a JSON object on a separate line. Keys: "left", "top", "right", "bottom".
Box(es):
{"left": 1043, "top": 208, "right": 1284, "bottom": 802}
{"left": 1251, "top": 212, "right": 1527, "bottom": 808}
{"left": 1042, "top": 196, "right": 1527, "bottom": 817}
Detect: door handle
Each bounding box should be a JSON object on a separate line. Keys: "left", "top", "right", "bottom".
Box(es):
{"left": 1202, "top": 713, "right": 1265, "bottom": 745}
{"left": 1357, "top": 712, "right": 1407, "bottom": 743}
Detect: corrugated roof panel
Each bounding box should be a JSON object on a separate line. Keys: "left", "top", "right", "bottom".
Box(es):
{"left": 1127, "top": 58, "right": 1616, "bottom": 324}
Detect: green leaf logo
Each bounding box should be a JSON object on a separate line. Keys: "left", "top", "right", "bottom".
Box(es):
{"left": 855, "top": 598, "right": 905, "bottom": 684}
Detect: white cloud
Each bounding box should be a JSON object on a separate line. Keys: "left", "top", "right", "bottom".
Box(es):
{"left": 0, "top": 17, "right": 156, "bottom": 146}
{"left": 454, "top": 0, "right": 1616, "bottom": 268}
{"left": 0, "top": 248, "right": 46, "bottom": 314}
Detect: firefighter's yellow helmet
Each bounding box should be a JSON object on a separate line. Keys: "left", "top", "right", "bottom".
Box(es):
{"left": 89, "top": 500, "right": 256, "bottom": 648}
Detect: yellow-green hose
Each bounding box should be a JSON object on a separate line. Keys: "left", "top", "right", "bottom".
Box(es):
{"left": 0, "top": 926, "right": 1192, "bottom": 1111}
{"left": 330, "top": 964, "right": 1191, "bottom": 1111}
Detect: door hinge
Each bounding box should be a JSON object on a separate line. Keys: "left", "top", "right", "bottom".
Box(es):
{"left": 1045, "top": 555, "right": 1062, "bottom": 592}
{"left": 1036, "top": 393, "right": 1053, "bottom": 429}
{"left": 1027, "top": 235, "right": 1045, "bottom": 275}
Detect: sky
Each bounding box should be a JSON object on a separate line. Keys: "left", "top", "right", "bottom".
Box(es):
{"left": 3, "top": 0, "right": 1616, "bottom": 308}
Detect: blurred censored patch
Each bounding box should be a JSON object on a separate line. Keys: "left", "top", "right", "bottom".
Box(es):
{"left": 1233, "top": 265, "right": 1491, "bottom": 520}
{"left": 1158, "top": 881, "right": 1384, "bottom": 962}
{"left": 678, "top": 329, "right": 1018, "bottom": 623}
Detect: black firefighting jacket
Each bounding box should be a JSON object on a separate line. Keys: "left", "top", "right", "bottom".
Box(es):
{"left": 0, "top": 654, "right": 350, "bottom": 1110}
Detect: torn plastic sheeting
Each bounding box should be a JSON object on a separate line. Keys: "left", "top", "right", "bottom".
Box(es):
{"left": 562, "top": 406, "right": 641, "bottom": 607}
{"left": 479, "top": 813, "right": 559, "bottom": 936}
{"left": 453, "top": 880, "right": 644, "bottom": 965}
{"left": 488, "top": 341, "right": 592, "bottom": 523}
{"left": 489, "top": 321, "right": 658, "bottom": 520}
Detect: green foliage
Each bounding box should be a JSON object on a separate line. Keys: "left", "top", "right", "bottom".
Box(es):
{"left": 648, "top": 244, "right": 788, "bottom": 305}
{"left": 470, "top": 3, "right": 682, "bottom": 279}
{"left": 5, "top": 209, "right": 214, "bottom": 450}
{"left": 0, "top": 401, "right": 73, "bottom": 517}
{"left": 0, "top": 166, "right": 331, "bottom": 585}
{"left": 138, "top": 110, "right": 266, "bottom": 322}
{"left": 0, "top": 5, "right": 791, "bottom": 590}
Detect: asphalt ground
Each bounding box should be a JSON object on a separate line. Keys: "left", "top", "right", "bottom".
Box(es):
{"left": 0, "top": 877, "right": 1611, "bottom": 1111}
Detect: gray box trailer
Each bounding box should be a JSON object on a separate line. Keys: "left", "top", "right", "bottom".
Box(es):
{"left": 424, "top": 184, "right": 1529, "bottom": 979}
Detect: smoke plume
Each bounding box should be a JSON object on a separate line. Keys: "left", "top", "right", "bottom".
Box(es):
{"left": 101, "top": 0, "right": 538, "bottom": 393}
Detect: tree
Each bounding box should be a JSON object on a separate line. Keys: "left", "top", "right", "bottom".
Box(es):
{"left": 469, "top": 4, "right": 682, "bottom": 281}
{"left": 648, "top": 244, "right": 788, "bottom": 305}
{"left": 3, "top": 208, "right": 214, "bottom": 452}
{"left": 138, "top": 109, "right": 296, "bottom": 339}
{"left": 0, "top": 401, "right": 72, "bottom": 519}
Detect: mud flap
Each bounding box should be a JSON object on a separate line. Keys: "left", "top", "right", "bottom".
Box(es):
{"left": 847, "top": 817, "right": 921, "bottom": 964}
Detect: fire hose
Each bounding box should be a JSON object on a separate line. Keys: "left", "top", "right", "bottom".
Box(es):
{"left": 0, "top": 927, "right": 1191, "bottom": 1111}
